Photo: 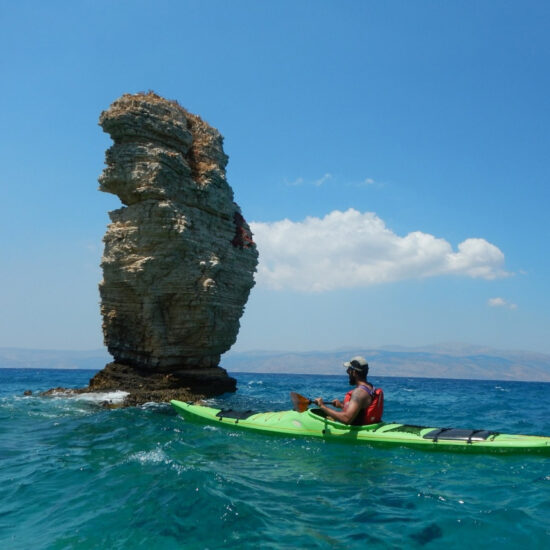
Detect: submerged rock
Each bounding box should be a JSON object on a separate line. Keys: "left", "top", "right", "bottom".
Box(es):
{"left": 44, "top": 92, "right": 257, "bottom": 406}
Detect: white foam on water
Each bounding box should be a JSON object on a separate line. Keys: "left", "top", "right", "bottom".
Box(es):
{"left": 128, "top": 447, "right": 190, "bottom": 475}
{"left": 203, "top": 425, "right": 221, "bottom": 432}
{"left": 130, "top": 448, "right": 168, "bottom": 464}
{"left": 75, "top": 391, "right": 130, "bottom": 404}
{"left": 140, "top": 401, "right": 166, "bottom": 410}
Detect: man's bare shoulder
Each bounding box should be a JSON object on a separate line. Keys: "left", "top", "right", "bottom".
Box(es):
{"left": 350, "top": 386, "right": 371, "bottom": 404}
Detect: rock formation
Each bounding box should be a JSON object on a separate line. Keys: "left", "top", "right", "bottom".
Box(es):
{"left": 86, "top": 92, "right": 257, "bottom": 404}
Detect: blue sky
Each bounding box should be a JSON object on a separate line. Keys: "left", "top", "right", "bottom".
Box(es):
{"left": 1, "top": 1, "right": 549, "bottom": 354}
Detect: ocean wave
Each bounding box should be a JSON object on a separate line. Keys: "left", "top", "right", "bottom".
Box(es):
{"left": 129, "top": 448, "right": 169, "bottom": 464}
{"left": 74, "top": 390, "right": 129, "bottom": 404}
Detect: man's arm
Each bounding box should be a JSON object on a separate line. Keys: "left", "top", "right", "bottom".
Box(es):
{"left": 314, "top": 390, "right": 367, "bottom": 424}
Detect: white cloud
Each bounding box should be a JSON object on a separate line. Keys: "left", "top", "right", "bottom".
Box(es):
{"left": 359, "top": 177, "right": 383, "bottom": 187}
{"left": 488, "top": 297, "right": 517, "bottom": 310}
{"left": 284, "top": 174, "right": 332, "bottom": 187}
{"left": 353, "top": 177, "right": 385, "bottom": 188}
{"left": 314, "top": 173, "right": 332, "bottom": 186}
{"left": 250, "top": 208, "right": 510, "bottom": 292}
{"left": 285, "top": 177, "right": 304, "bottom": 186}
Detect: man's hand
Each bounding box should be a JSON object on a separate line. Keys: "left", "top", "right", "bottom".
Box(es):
{"left": 331, "top": 399, "right": 343, "bottom": 409}
{"left": 314, "top": 397, "right": 324, "bottom": 407}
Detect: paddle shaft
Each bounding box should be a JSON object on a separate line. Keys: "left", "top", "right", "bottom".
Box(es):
{"left": 290, "top": 392, "right": 338, "bottom": 412}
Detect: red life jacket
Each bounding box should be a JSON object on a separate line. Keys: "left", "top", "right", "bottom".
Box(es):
{"left": 343, "top": 384, "right": 384, "bottom": 425}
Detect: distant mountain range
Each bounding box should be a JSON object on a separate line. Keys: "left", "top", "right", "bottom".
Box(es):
{"left": 222, "top": 344, "right": 550, "bottom": 382}
{"left": 1, "top": 344, "right": 550, "bottom": 382}
{"left": 0, "top": 348, "right": 111, "bottom": 370}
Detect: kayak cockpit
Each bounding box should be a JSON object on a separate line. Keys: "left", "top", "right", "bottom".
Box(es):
{"left": 306, "top": 408, "right": 384, "bottom": 431}
{"left": 215, "top": 409, "right": 258, "bottom": 420}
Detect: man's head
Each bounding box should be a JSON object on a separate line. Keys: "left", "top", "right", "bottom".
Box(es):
{"left": 343, "top": 356, "right": 369, "bottom": 383}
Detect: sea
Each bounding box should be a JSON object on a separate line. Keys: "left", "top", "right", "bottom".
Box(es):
{"left": 1, "top": 368, "right": 549, "bottom": 549}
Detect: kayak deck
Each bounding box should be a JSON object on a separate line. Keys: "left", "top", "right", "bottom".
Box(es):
{"left": 171, "top": 400, "right": 550, "bottom": 455}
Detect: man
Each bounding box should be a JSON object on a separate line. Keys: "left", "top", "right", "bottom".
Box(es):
{"left": 314, "top": 356, "right": 383, "bottom": 425}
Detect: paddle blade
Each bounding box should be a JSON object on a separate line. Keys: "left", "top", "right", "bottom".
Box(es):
{"left": 290, "top": 392, "right": 311, "bottom": 412}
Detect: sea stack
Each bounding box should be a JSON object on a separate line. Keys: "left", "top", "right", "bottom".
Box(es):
{"left": 90, "top": 92, "right": 258, "bottom": 404}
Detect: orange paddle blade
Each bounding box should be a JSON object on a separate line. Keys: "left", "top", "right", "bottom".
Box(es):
{"left": 290, "top": 392, "right": 312, "bottom": 412}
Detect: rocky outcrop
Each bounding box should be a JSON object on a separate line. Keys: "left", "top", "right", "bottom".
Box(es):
{"left": 40, "top": 362, "right": 217, "bottom": 407}
{"left": 82, "top": 92, "right": 257, "bottom": 404}
{"left": 86, "top": 362, "right": 231, "bottom": 406}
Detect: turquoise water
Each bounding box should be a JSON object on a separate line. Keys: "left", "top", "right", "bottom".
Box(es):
{"left": 1, "top": 369, "right": 549, "bottom": 549}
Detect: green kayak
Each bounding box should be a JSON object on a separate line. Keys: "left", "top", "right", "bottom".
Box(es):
{"left": 171, "top": 400, "right": 550, "bottom": 455}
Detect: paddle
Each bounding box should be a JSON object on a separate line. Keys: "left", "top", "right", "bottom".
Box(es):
{"left": 291, "top": 391, "right": 342, "bottom": 412}
{"left": 290, "top": 391, "right": 314, "bottom": 412}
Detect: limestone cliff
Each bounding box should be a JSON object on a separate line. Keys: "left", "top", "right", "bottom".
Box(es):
{"left": 92, "top": 92, "right": 257, "bottom": 401}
